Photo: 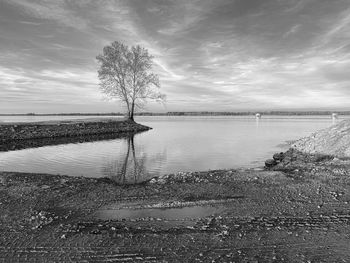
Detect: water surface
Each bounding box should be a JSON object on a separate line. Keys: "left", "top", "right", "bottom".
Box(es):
{"left": 95, "top": 205, "right": 225, "bottom": 221}
{"left": 0, "top": 115, "right": 344, "bottom": 183}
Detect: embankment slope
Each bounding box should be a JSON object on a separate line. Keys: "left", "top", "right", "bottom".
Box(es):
{"left": 292, "top": 119, "right": 350, "bottom": 157}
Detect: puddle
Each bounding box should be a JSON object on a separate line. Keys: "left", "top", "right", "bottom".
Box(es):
{"left": 95, "top": 205, "right": 226, "bottom": 221}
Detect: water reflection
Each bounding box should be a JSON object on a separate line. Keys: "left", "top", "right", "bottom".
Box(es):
{"left": 102, "top": 134, "right": 166, "bottom": 184}
{"left": 255, "top": 117, "right": 260, "bottom": 128}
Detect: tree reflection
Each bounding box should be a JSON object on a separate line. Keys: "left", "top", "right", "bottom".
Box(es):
{"left": 102, "top": 133, "right": 165, "bottom": 184}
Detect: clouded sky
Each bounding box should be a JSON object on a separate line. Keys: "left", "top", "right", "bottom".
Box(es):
{"left": 1, "top": 0, "right": 350, "bottom": 113}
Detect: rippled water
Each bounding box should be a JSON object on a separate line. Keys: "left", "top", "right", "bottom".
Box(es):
{"left": 0, "top": 115, "right": 345, "bottom": 183}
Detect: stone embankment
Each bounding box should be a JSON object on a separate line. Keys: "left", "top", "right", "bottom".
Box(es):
{"left": 292, "top": 119, "right": 350, "bottom": 157}
{"left": 0, "top": 118, "right": 151, "bottom": 143}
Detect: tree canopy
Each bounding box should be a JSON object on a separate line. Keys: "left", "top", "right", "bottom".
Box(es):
{"left": 96, "top": 41, "right": 164, "bottom": 120}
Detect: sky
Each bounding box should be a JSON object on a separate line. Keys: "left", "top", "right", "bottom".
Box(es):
{"left": 1, "top": 0, "right": 350, "bottom": 113}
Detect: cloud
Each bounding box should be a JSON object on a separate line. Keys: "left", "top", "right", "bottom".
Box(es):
{"left": 18, "top": 20, "right": 42, "bottom": 25}
{"left": 283, "top": 0, "right": 312, "bottom": 13}
{"left": 4, "top": 0, "right": 88, "bottom": 30}
{"left": 283, "top": 24, "right": 301, "bottom": 38}
{"left": 323, "top": 7, "right": 350, "bottom": 41}
{"left": 156, "top": 0, "right": 211, "bottom": 35}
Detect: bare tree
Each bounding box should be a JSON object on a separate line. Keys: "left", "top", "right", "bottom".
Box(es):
{"left": 96, "top": 41, "right": 164, "bottom": 121}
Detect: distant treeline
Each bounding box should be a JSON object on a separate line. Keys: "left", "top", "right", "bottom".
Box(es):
{"left": 151, "top": 111, "right": 350, "bottom": 116}
{"left": 1, "top": 111, "right": 350, "bottom": 116}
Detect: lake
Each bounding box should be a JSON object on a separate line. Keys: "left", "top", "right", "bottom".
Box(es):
{"left": 0, "top": 115, "right": 345, "bottom": 183}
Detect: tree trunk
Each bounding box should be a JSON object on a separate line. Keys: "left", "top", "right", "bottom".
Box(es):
{"left": 129, "top": 101, "right": 135, "bottom": 121}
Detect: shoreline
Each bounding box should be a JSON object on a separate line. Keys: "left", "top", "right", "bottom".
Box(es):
{"left": 1, "top": 149, "right": 350, "bottom": 261}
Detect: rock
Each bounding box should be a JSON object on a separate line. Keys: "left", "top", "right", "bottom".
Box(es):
{"left": 273, "top": 152, "right": 285, "bottom": 161}
{"left": 265, "top": 159, "right": 277, "bottom": 167}
{"left": 60, "top": 178, "right": 67, "bottom": 184}
{"left": 149, "top": 178, "right": 157, "bottom": 184}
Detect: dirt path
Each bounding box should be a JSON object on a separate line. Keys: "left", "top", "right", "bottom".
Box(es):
{"left": 1, "top": 150, "right": 350, "bottom": 262}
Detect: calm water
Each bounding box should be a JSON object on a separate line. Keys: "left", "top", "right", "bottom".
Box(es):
{"left": 0, "top": 115, "right": 345, "bottom": 183}
{"left": 95, "top": 205, "right": 225, "bottom": 221}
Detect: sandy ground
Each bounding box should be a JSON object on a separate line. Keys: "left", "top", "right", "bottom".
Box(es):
{"left": 1, "top": 149, "right": 350, "bottom": 262}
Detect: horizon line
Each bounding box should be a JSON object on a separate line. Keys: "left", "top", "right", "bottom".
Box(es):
{"left": 2, "top": 110, "right": 350, "bottom": 116}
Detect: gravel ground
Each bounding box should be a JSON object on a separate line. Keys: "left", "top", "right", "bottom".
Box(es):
{"left": 293, "top": 119, "right": 350, "bottom": 157}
